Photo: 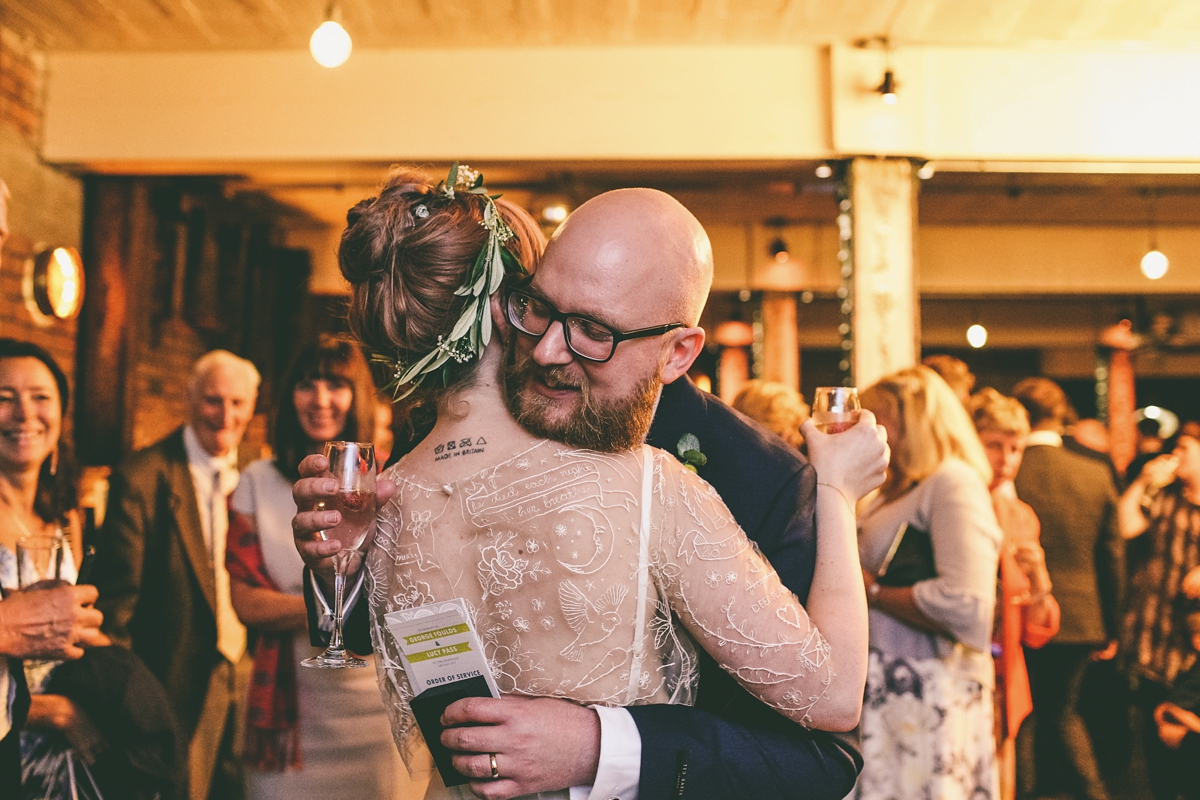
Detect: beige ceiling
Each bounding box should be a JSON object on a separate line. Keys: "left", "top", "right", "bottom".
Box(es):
{"left": 6, "top": 0, "right": 1200, "bottom": 51}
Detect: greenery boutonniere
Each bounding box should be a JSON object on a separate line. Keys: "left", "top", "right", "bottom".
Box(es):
{"left": 676, "top": 433, "right": 708, "bottom": 473}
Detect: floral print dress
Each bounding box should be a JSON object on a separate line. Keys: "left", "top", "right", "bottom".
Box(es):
{"left": 0, "top": 533, "right": 87, "bottom": 799}
{"left": 856, "top": 459, "right": 1003, "bottom": 800}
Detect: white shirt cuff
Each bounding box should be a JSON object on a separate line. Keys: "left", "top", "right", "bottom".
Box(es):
{"left": 309, "top": 569, "right": 366, "bottom": 633}
{"left": 569, "top": 705, "right": 641, "bottom": 800}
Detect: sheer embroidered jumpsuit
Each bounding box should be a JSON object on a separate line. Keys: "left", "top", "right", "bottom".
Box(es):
{"left": 367, "top": 441, "right": 833, "bottom": 799}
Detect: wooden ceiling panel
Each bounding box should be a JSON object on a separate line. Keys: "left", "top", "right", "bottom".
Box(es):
{"left": 6, "top": 0, "right": 1200, "bottom": 51}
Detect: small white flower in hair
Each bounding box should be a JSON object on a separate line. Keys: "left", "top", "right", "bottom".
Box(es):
{"left": 414, "top": 204, "right": 430, "bottom": 218}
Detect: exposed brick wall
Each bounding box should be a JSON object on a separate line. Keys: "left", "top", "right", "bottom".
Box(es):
{"left": 0, "top": 26, "right": 81, "bottom": 437}
{"left": 130, "top": 318, "right": 206, "bottom": 452}
{"left": 0, "top": 28, "right": 42, "bottom": 142}
{"left": 0, "top": 232, "right": 77, "bottom": 386}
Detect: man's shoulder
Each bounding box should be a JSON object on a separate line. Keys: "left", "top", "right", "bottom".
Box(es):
{"left": 1021, "top": 443, "right": 1086, "bottom": 472}
{"left": 1036, "top": 445, "right": 1111, "bottom": 483}
{"left": 1018, "top": 444, "right": 1113, "bottom": 505}
{"left": 112, "top": 428, "right": 188, "bottom": 482}
{"left": 651, "top": 379, "right": 811, "bottom": 481}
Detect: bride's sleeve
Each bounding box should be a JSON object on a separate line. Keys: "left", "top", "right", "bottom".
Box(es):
{"left": 365, "top": 499, "right": 429, "bottom": 777}
{"left": 651, "top": 454, "right": 832, "bottom": 727}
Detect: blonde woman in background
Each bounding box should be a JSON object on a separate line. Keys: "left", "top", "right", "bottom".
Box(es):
{"left": 857, "top": 366, "right": 1002, "bottom": 800}
{"left": 968, "top": 388, "right": 1060, "bottom": 800}
{"left": 922, "top": 354, "right": 976, "bottom": 406}
{"left": 731, "top": 380, "right": 809, "bottom": 449}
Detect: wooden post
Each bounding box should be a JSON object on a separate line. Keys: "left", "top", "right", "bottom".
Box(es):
{"left": 761, "top": 292, "right": 800, "bottom": 390}
{"left": 850, "top": 158, "right": 920, "bottom": 389}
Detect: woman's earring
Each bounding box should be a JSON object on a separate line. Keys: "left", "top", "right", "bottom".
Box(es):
{"left": 49, "top": 448, "right": 58, "bottom": 477}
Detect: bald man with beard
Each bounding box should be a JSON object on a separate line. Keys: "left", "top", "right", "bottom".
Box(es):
{"left": 295, "top": 187, "right": 885, "bottom": 800}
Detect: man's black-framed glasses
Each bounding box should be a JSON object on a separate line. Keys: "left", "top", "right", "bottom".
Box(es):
{"left": 504, "top": 286, "right": 684, "bottom": 363}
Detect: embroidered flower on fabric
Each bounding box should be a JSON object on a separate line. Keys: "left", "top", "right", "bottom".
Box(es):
{"left": 514, "top": 617, "right": 531, "bottom": 632}
{"left": 725, "top": 572, "right": 738, "bottom": 585}
{"left": 526, "top": 539, "right": 540, "bottom": 554}
{"left": 541, "top": 617, "right": 555, "bottom": 630}
{"left": 495, "top": 601, "right": 513, "bottom": 620}
{"left": 392, "top": 573, "right": 435, "bottom": 609}
{"left": 408, "top": 509, "right": 433, "bottom": 538}
{"left": 705, "top": 570, "right": 721, "bottom": 588}
{"left": 477, "top": 537, "right": 550, "bottom": 597}
{"left": 532, "top": 598, "right": 545, "bottom": 612}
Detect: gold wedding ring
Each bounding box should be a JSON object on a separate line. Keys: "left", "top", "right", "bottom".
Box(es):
{"left": 489, "top": 753, "right": 500, "bottom": 780}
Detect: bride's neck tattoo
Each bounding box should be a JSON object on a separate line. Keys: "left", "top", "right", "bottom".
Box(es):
{"left": 433, "top": 436, "right": 488, "bottom": 462}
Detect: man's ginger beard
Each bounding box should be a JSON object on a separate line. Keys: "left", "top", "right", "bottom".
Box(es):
{"left": 503, "top": 338, "right": 660, "bottom": 453}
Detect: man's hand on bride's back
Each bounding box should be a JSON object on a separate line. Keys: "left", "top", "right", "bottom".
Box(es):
{"left": 802, "top": 410, "right": 889, "bottom": 503}
{"left": 440, "top": 696, "right": 601, "bottom": 800}
{"left": 291, "top": 453, "right": 397, "bottom": 582}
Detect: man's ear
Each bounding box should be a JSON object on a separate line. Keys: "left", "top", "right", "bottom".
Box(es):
{"left": 660, "top": 327, "right": 706, "bottom": 385}
{"left": 490, "top": 294, "right": 511, "bottom": 343}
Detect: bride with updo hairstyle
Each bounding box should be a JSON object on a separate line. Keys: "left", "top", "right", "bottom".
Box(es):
{"left": 340, "top": 169, "right": 545, "bottom": 455}
{"left": 342, "top": 167, "right": 860, "bottom": 800}
{"left": 340, "top": 169, "right": 544, "bottom": 398}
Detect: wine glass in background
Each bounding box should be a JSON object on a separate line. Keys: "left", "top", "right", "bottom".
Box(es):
{"left": 16, "top": 531, "right": 64, "bottom": 589}
{"left": 303, "top": 441, "right": 376, "bottom": 669}
{"left": 812, "top": 387, "right": 861, "bottom": 434}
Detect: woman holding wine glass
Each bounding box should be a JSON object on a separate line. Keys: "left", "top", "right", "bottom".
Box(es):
{"left": 226, "top": 337, "right": 412, "bottom": 799}
{"left": 856, "top": 366, "right": 1003, "bottom": 800}
{"left": 0, "top": 339, "right": 107, "bottom": 794}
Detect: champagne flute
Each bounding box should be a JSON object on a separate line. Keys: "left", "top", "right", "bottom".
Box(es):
{"left": 17, "top": 531, "right": 64, "bottom": 589}
{"left": 812, "top": 387, "right": 861, "bottom": 434}
{"left": 302, "top": 441, "right": 376, "bottom": 669}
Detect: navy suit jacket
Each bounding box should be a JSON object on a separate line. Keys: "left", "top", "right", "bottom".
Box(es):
{"left": 304, "top": 378, "right": 861, "bottom": 799}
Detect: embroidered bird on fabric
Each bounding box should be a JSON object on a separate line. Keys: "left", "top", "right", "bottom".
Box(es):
{"left": 558, "top": 580, "right": 628, "bottom": 662}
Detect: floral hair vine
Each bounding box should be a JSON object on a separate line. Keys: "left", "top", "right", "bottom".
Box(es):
{"left": 372, "top": 162, "right": 527, "bottom": 399}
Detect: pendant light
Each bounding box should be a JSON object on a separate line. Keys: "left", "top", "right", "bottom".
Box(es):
{"left": 311, "top": 5, "right": 352, "bottom": 68}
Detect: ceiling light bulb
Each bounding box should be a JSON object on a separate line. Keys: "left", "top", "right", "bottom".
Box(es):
{"left": 1141, "top": 249, "right": 1169, "bottom": 280}
{"left": 917, "top": 162, "right": 935, "bottom": 180}
{"left": 815, "top": 163, "right": 833, "bottom": 179}
{"left": 768, "top": 237, "right": 789, "bottom": 262}
{"left": 966, "top": 324, "right": 988, "bottom": 349}
{"left": 311, "top": 20, "right": 352, "bottom": 68}
{"left": 542, "top": 204, "right": 569, "bottom": 224}
{"left": 877, "top": 70, "right": 898, "bottom": 104}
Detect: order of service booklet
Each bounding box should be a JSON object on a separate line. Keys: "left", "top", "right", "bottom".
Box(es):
{"left": 385, "top": 599, "right": 501, "bottom": 786}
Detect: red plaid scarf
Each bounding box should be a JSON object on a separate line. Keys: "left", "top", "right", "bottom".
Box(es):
{"left": 226, "top": 512, "right": 301, "bottom": 771}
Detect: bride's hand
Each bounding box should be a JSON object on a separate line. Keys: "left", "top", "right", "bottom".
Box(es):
{"left": 291, "top": 454, "right": 396, "bottom": 582}
{"left": 802, "top": 410, "right": 889, "bottom": 503}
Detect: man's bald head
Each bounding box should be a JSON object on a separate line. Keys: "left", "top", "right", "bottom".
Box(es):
{"left": 507, "top": 187, "right": 714, "bottom": 451}
{"left": 544, "top": 188, "right": 713, "bottom": 326}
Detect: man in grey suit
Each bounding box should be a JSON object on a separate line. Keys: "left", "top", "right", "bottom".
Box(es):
{"left": 92, "top": 350, "right": 259, "bottom": 800}
{"left": 1013, "top": 377, "right": 1123, "bottom": 800}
